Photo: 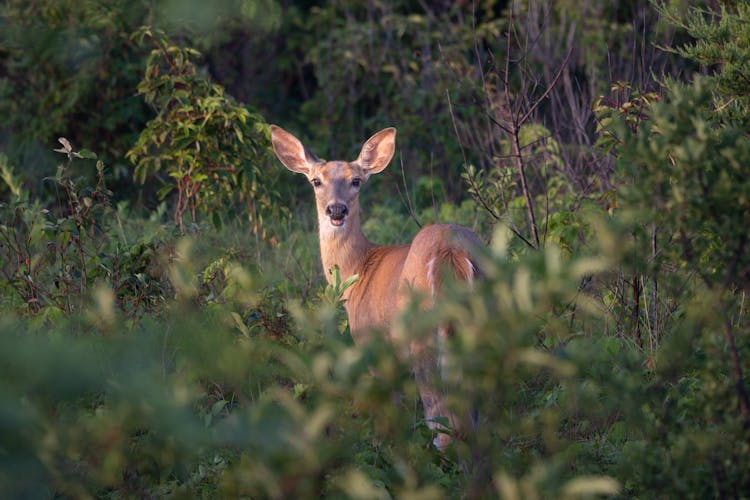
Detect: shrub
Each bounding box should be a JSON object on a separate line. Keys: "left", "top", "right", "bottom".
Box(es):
{"left": 126, "top": 29, "right": 282, "bottom": 234}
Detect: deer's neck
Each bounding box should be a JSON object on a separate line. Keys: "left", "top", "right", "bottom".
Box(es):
{"left": 319, "top": 214, "right": 375, "bottom": 284}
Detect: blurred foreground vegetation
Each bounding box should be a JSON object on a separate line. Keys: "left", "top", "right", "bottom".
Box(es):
{"left": 1, "top": 0, "right": 749, "bottom": 497}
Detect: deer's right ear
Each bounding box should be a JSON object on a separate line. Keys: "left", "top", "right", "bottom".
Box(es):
{"left": 269, "top": 125, "right": 320, "bottom": 176}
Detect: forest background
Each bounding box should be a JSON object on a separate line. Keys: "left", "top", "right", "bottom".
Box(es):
{"left": 1, "top": 0, "right": 749, "bottom": 497}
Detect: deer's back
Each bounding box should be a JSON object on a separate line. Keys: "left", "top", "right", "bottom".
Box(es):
{"left": 345, "top": 224, "right": 482, "bottom": 344}
{"left": 399, "top": 224, "right": 482, "bottom": 299}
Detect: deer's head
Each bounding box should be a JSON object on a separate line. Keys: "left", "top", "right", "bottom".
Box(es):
{"left": 270, "top": 125, "right": 396, "bottom": 239}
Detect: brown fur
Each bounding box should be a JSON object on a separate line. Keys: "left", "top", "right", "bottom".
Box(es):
{"left": 270, "top": 125, "right": 483, "bottom": 450}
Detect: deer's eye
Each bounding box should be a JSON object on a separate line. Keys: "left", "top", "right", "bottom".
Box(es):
{"left": 312, "top": 178, "right": 322, "bottom": 187}
{"left": 352, "top": 178, "right": 361, "bottom": 188}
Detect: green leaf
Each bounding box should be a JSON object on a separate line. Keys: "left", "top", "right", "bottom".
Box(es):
{"left": 231, "top": 312, "right": 249, "bottom": 337}
{"left": 58, "top": 231, "right": 71, "bottom": 248}
{"left": 156, "top": 184, "right": 174, "bottom": 200}
{"left": 562, "top": 476, "right": 620, "bottom": 497}
{"left": 340, "top": 274, "right": 359, "bottom": 292}
{"left": 210, "top": 399, "right": 227, "bottom": 416}
{"left": 77, "top": 149, "right": 98, "bottom": 160}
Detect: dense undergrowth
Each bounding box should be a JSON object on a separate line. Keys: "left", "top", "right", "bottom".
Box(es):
{"left": 1, "top": 0, "right": 749, "bottom": 498}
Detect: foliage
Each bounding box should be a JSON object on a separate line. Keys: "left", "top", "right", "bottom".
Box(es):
{"left": 0, "top": 139, "right": 170, "bottom": 318}
{"left": 0, "top": 218, "right": 629, "bottom": 498}
{"left": 616, "top": 77, "right": 750, "bottom": 290}
{"left": 461, "top": 123, "right": 593, "bottom": 252}
{"left": 287, "top": 1, "right": 505, "bottom": 199}
{"left": 1, "top": 0, "right": 749, "bottom": 498}
{"left": 0, "top": 0, "right": 151, "bottom": 188}
{"left": 590, "top": 5, "right": 750, "bottom": 494}
{"left": 126, "top": 28, "right": 280, "bottom": 233}
{"left": 657, "top": 0, "right": 750, "bottom": 108}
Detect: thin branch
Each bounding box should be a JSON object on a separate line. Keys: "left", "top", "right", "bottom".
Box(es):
{"left": 509, "top": 125, "right": 540, "bottom": 247}
{"left": 722, "top": 232, "right": 747, "bottom": 291}
{"left": 500, "top": 6, "right": 541, "bottom": 248}
{"left": 507, "top": 224, "right": 536, "bottom": 250}
{"left": 396, "top": 152, "right": 421, "bottom": 229}
{"left": 429, "top": 152, "right": 438, "bottom": 221}
{"left": 721, "top": 307, "right": 750, "bottom": 433}
{"left": 485, "top": 112, "right": 513, "bottom": 135}
{"left": 651, "top": 224, "right": 659, "bottom": 347}
{"left": 447, "top": 88, "right": 498, "bottom": 223}
{"left": 518, "top": 45, "right": 574, "bottom": 126}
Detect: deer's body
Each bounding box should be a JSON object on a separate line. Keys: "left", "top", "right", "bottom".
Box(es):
{"left": 332, "top": 225, "right": 479, "bottom": 344}
{"left": 270, "top": 125, "right": 482, "bottom": 449}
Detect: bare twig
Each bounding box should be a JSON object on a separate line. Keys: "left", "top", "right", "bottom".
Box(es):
{"left": 396, "top": 152, "right": 421, "bottom": 229}
{"left": 446, "top": 90, "right": 499, "bottom": 222}
{"left": 651, "top": 224, "right": 659, "bottom": 348}
{"left": 518, "top": 46, "right": 574, "bottom": 126}
{"left": 721, "top": 308, "right": 750, "bottom": 433}
{"left": 500, "top": 6, "right": 542, "bottom": 248}
{"left": 508, "top": 125, "right": 540, "bottom": 247}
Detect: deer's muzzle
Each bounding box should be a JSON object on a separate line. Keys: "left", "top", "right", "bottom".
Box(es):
{"left": 326, "top": 203, "right": 348, "bottom": 226}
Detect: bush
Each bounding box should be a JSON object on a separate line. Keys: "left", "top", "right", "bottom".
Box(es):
{"left": 1, "top": 1, "right": 749, "bottom": 498}
{"left": 126, "top": 28, "right": 281, "bottom": 234}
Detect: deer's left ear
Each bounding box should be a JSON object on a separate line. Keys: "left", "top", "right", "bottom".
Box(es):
{"left": 353, "top": 127, "right": 396, "bottom": 178}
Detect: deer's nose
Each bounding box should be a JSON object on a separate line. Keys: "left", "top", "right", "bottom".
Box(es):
{"left": 326, "top": 203, "right": 348, "bottom": 220}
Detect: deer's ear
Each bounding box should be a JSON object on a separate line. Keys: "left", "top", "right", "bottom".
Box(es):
{"left": 353, "top": 127, "right": 396, "bottom": 178}
{"left": 270, "top": 125, "right": 321, "bottom": 176}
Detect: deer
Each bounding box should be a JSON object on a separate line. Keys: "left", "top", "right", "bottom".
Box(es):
{"left": 269, "top": 124, "right": 483, "bottom": 450}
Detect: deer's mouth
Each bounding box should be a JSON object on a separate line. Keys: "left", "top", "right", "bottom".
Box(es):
{"left": 329, "top": 215, "right": 346, "bottom": 227}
